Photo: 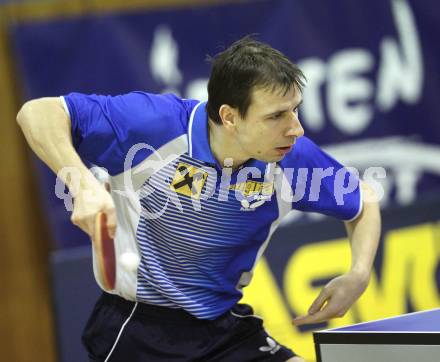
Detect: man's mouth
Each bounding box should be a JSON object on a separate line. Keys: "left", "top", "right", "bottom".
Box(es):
{"left": 275, "top": 145, "right": 293, "bottom": 154}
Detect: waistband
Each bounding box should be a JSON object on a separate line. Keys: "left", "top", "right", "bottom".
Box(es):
{"left": 100, "top": 292, "right": 221, "bottom": 323}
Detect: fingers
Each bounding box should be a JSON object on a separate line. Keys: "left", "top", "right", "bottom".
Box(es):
{"left": 293, "top": 288, "right": 346, "bottom": 326}
{"left": 72, "top": 208, "right": 116, "bottom": 239}
{"left": 70, "top": 183, "right": 116, "bottom": 238}
{"left": 292, "top": 310, "right": 330, "bottom": 326}
{"left": 105, "top": 207, "right": 116, "bottom": 239}
{"left": 71, "top": 211, "right": 96, "bottom": 238}
{"left": 293, "top": 291, "right": 351, "bottom": 326}
{"left": 308, "top": 287, "right": 330, "bottom": 315}
{"left": 292, "top": 302, "right": 339, "bottom": 326}
{"left": 102, "top": 182, "right": 116, "bottom": 238}
{"left": 292, "top": 273, "right": 366, "bottom": 327}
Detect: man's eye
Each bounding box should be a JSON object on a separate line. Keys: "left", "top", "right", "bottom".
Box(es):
{"left": 271, "top": 113, "right": 283, "bottom": 119}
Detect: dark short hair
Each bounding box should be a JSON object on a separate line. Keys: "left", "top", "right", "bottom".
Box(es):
{"left": 206, "top": 36, "right": 306, "bottom": 124}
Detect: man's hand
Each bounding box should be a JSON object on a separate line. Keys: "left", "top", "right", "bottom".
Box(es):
{"left": 292, "top": 270, "right": 369, "bottom": 326}
{"left": 70, "top": 183, "right": 116, "bottom": 239}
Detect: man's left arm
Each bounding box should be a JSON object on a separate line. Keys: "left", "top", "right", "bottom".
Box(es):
{"left": 293, "top": 181, "right": 381, "bottom": 326}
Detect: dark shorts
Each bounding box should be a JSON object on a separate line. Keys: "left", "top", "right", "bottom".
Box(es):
{"left": 82, "top": 293, "right": 297, "bottom": 362}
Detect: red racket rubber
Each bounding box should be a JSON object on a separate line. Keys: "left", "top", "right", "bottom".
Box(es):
{"left": 93, "top": 212, "right": 116, "bottom": 291}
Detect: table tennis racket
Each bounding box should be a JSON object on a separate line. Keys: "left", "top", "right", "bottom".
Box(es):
{"left": 93, "top": 212, "right": 116, "bottom": 291}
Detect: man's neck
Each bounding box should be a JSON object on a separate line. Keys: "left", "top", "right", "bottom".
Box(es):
{"left": 208, "top": 119, "right": 248, "bottom": 169}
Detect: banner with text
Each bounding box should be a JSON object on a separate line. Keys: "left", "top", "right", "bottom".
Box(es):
{"left": 11, "top": 0, "right": 440, "bottom": 247}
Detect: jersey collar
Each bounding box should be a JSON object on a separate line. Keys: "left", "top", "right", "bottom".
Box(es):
{"left": 188, "top": 101, "right": 218, "bottom": 166}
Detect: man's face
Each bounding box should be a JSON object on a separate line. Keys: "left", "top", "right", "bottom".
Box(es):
{"left": 234, "top": 86, "right": 304, "bottom": 163}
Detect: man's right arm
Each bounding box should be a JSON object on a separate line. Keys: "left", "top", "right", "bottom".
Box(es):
{"left": 17, "top": 97, "right": 115, "bottom": 237}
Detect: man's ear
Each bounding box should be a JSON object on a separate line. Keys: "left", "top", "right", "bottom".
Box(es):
{"left": 218, "top": 104, "right": 239, "bottom": 129}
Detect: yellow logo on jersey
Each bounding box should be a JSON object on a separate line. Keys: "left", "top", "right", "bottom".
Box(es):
{"left": 170, "top": 162, "right": 208, "bottom": 199}
{"left": 229, "top": 181, "right": 274, "bottom": 197}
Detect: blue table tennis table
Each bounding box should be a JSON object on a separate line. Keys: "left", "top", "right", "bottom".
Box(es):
{"left": 314, "top": 309, "right": 440, "bottom": 362}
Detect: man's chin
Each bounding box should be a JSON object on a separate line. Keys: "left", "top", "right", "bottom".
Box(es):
{"left": 255, "top": 154, "right": 286, "bottom": 163}
{"left": 271, "top": 154, "right": 287, "bottom": 162}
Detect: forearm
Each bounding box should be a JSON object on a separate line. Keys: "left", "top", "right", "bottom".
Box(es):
{"left": 345, "top": 182, "right": 381, "bottom": 282}
{"left": 17, "top": 97, "right": 100, "bottom": 192}
{"left": 292, "top": 183, "right": 381, "bottom": 326}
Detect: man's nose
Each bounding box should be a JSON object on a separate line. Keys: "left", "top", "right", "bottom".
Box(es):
{"left": 285, "top": 112, "right": 304, "bottom": 138}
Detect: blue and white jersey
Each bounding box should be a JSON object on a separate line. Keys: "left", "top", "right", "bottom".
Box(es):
{"left": 62, "top": 92, "right": 362, "bottom": 320}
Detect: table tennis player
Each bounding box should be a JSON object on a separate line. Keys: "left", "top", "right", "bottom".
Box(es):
{"left": 17, "top": 36, "right": 381, "bottom": 362}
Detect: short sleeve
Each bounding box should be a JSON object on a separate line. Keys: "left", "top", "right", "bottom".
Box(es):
{"left": 279, "top": 136, "right": 363, "bottom": 221}
{"left": 61, "top": 92, "right": 198, "bottom": 175}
